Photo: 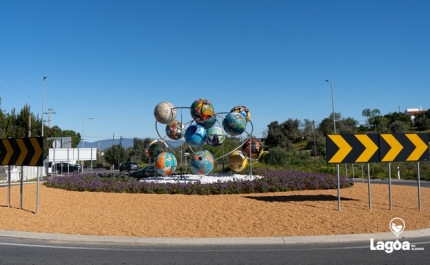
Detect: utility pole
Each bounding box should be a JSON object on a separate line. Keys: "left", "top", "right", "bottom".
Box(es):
{"left": 44, "top": 108, "right": 57, "bottom": 128}
{"left": 28, "top": 116, "right": 31, "bottom": 137}
{"left": 119, "top": 136, "right": 123, "bottom": 169}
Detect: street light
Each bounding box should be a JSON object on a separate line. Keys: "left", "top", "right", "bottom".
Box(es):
{"left": 325, "top": 80, "right": 336, "bottom": 134}
{"left": 325, "top": 79, "right": 340, "bottom": 210}
{"left": 37, "top": 76, "right": 46, "bottom": 214}
{"left": 42, "top": 77, "right": 46, "bottom": 137}
{"left": 81, "top": 118, "right": 94, "bottom": 173}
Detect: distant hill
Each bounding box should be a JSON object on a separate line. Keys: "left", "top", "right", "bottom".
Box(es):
{"left": 77, "top": 138, "right": 184, "bottom": 150}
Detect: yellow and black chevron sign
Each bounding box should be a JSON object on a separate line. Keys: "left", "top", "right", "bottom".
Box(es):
{"left": 0, "top": 137, "right": 43, "bottom": 166}
{"left": 326, "top": 134, "right": 380, "bottom": 164}
{"left": 326, "top": 133, "right": 429, "bottom": 164}
{"left": 379, "top": 133, "right": 429, "bottom": 162}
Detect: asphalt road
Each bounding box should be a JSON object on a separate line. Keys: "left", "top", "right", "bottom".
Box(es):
{"left": 0, "top": 236, "right": 429, "bottom": 265}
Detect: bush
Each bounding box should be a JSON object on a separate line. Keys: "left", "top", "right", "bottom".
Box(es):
{"left": 43, "top": 169, "right": 354, "bottom": 195}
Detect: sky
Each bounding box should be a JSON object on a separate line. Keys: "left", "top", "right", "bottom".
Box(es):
{"left": 1, "top": 0, "right": 429, "bottom": 143}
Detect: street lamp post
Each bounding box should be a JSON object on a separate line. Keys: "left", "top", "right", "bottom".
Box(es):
{"left": 326, "top": 79, "right": 340, "bottom": 210}
{"left": 81, "top": 118, "right": 94, "bottom": 173}
{"left": 325, "top": 80, "right": 336, "bottom": 134}
{"left": 42, "top": 77, "right": 46, "bottom": 138}
{"left": 37, "top": 76, "right": 46, "bottom": 214}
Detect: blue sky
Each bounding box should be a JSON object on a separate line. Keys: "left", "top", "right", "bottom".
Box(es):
{"left": 1, "top": 0, "right": 429, "bottom": 143}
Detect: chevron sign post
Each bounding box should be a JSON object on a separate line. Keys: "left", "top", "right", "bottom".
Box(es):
{"left": 326, "top": 133, "right": 429, "bottom": 164}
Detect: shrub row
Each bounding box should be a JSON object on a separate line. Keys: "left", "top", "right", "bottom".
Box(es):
{"left": 43, "top": 169, "right": 354, "bottom": 195}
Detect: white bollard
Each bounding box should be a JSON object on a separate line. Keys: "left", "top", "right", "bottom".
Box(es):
{"left": 397, "top": 167, "right": 400, "bottom": 180}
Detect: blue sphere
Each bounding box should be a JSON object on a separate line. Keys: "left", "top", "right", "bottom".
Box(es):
{"left": 184, "top": 124, "right": 207, "bottom": 147}
{"left": 196, "top": 115, "right": 216, "bottom": 129}
{"left": 222, "top": 112, "right": 247, "bottom": 136}
{"left": 190, "top": 150, "right": 214, "bottom": 175}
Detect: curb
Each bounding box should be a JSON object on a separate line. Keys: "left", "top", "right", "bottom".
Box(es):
{"left": 1, "top": 228, "right": 430, "bottom": 245}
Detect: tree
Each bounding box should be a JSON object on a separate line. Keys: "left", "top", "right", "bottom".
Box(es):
{"left": 260, "top": 147, "right": 289, "bottom": 167}
{"left": 301, "top": 119, "right": 314, "bottom": 141}
{"left": 264, "top": 121, "right": 287, "bottom": 148}
{"left": 104, "top": 144, "right": 125, "bottom": 169}
{"left": 281, "top": 118, "right": 302, "bottom": 143}
{"left": 373, "top": 116, "right": 390, "bottom": 133}
{"left": 318, "top": 118, "right": 334, "bottom": 136}
{"left": 337, "top": 117, "right": 358, "bottom": 134}
{"left": 390, "top": 120, "right": 407, "bottom": 133}
{"left": 414, "top": 111, "right": 430, "bottom": 130}
{"left": 361, "top": 108, "right": 380, "bottom": 131}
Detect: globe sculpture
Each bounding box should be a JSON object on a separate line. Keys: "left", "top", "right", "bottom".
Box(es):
{"left": 190, "top": 150, "right": 214, "bottom": 175}
{"left": 231, "top": 105, "right": 251, "bottom": 122}
{"left": 154, "top": 151, "right": 177, "bottom": 176}
{"left": 190, "top": 99, "right": 215, "bottom": 124}
{"left": 154, "top": 101, "right": 176, "bottom": 124}
{"left": 165, "top": 120, "right": 185, "bottom": 140}
{"left": 228, "top": 150, "right": 248, "bottom": 172}
{"left": 184, "top": 124, "right": 207, "bottom": 147}
{"left": 222, "top": 112, "right": 246, "bottom": 136}
{"left": 242, "top": 137, "right": 263, "bottom": 159}
{"left": 147, "top": 139, "right": 168, "bottom": 159}
{"left": 206, "top": 126, "right": 225, "bottom": 146}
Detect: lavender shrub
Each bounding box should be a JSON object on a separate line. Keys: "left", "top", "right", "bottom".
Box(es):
{"left": 43, "top": 169, "right": 354, "bottom": 195}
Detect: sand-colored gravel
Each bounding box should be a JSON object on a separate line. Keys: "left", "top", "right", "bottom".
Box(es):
{"left": 0, "top": 182, "right": 429, "bottom": 238}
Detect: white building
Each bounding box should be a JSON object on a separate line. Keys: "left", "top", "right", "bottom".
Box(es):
{"left": 404, "top": 106, "right": 427, "bottom": 122}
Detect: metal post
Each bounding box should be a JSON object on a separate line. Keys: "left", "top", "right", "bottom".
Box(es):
{"left": 336, "top": 164, "right": 340, "bottom": 211}
{"left": 20, "top": 167, "right": 23, "bottom": 210}
{"left": 388, "top": 163, "right": 392, "bottom": 210}
{"left": 417, "top": 162, "right": 421, "bottom": 210}
{"left": 37, "top": 77, "right": 46, "bottom": 214}
{"left": 367, "top": 163, "right": 372, "bottom": 210}
{"left": 325, "top": 80, "right": 336, "bottom": 133}
{"left": 81, "top": 117, "right": 94, "bottom": 173}
{"left": 7, "top": 165, "right": 11, "bottom": 207}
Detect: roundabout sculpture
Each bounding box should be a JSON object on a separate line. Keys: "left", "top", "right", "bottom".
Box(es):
{"left": 152, "top": 99, "right": 263, "bottom": 177}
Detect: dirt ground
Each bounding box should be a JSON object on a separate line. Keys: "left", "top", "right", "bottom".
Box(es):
{"left": 0, "top": 182, "right": 429, "bottom": 238}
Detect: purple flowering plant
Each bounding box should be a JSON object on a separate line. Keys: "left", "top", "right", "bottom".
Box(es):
{"left": 43, "top": 169, "right": 353, "bottom": 195}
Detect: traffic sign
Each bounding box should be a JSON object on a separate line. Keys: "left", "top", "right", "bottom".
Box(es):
{"left": 0, "top": 137, "right": 44, "bottom": 166}
{"left": 379, "top": 133, "right": 429, "bottom": 162}
{"left": 326, "top": 133, "right": 429, "bottom": 164}
{"left": 326, "top": 134, "right": 379, "bottom": 163}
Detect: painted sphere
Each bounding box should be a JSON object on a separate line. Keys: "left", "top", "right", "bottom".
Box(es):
{"left": 222, "top": 112, "right": 247, "bottom": 136}
{"left": 190, "top": 98, "right": 215, "bottom": 123}
{"left": 154, "top": 152, "right": 177, "bottom": 176}
{"left": 154, "top": 101, "right": 176, "bottom": 124}
{"left": 190, "top": 150, "right": 214, "bottom": 175}
{"left": 230, "top": 105, "right": 251, "bottom": 122}
{"left": 165, "top": 120, "right": 185, "bottom": 140}
{"left": 206, "top": 126, "right": 225, "bottom": 146}
{"left": 241, "top": 137, "right": 263, "bottom": 159}
{"left": 228, "top": 150, "right": 248, "bottom": 172}
{"left": 147, "top": 139, "right": 168, "bottom": 159}
{"left": 196, "top": 115, "right": 216, "bottom": 129}
{"left": 184, "top": 124, "right": 207, "bottom": 147}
